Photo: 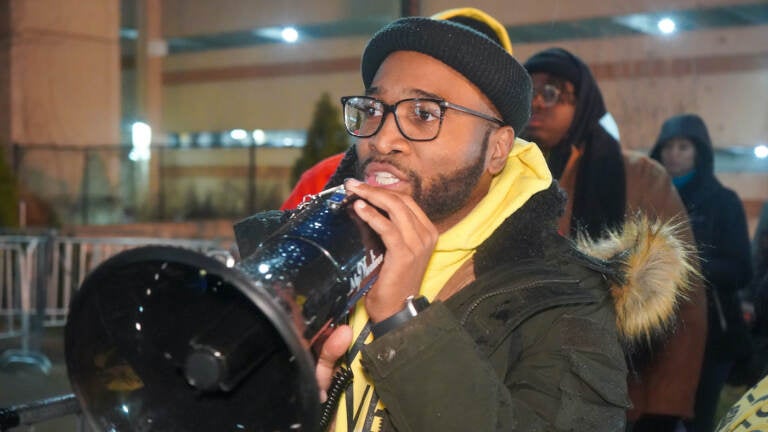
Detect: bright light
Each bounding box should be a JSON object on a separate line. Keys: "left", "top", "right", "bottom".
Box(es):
{"left": 755, "top": 144, "right": 768, "bottom": 159}
{"left": 229, "top": 129, "right": 248, "bottom": 140}
{"left": 179, "top": 132, "right": 192, "bottom": 147}
{"left": 657, "top": 17, "right": 676, "bottom": 34}
{"left": 281, "top": 27, "right": 299, "bottom": 43}
{"left": 252, "top": 129, "right": 266, "bottom": 145}
{"left": 130, "top": 121, "right": 152, "bottom": 161}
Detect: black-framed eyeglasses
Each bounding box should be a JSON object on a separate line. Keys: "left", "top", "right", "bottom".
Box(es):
{"left": 340, "top": 96, "right": 504, "bottom": 142}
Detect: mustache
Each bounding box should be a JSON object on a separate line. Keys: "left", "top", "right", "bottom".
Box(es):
{"left": 357, "top": 157, "right": 417, "bottom": 183}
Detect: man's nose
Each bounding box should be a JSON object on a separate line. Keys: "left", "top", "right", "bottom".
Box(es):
{"left": 368, "top": 111, "right": 408, "bottom": 154}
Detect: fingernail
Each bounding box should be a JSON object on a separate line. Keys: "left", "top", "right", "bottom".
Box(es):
{"left": 345, "top": 178, "right": 361, "bottom": 187}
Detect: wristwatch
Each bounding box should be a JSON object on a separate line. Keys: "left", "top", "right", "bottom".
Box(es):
{"left": 371, "top": 295, "right": 430, "bottom": 338}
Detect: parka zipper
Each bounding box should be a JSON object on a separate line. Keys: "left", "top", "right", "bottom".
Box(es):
{"left": 459, "top": 278, "right": 581, "bottom": 326}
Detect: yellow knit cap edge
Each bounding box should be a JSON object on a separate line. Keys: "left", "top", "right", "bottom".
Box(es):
{"left": 431, "top": 7, "right": 513, "bottom": 54}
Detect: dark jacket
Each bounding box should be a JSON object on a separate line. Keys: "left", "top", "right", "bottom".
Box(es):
{"left": 522, "top": 48, "right": 707, "bottom": 419}
{"left": 361, "top": 186, "right": 628, "bottom": 431}
{"left": 651, "top": 113, "right": 753, "bottom": 361}
{"left": 318, "top": 147, "right": 695, "bottom": 431}
{"left": 752, "top": 204, "right": 768, "bottom": 334}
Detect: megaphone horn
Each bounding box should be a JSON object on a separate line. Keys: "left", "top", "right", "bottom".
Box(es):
{"left": 64, "top": 186, "right": 384, "bottom": 431}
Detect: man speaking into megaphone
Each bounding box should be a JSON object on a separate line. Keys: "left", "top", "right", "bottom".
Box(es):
{"left": 18, "top": 7, "right": 699, "bottom": 432}
{"left": 294, "top": 7, "right": 698, "bottom": 432}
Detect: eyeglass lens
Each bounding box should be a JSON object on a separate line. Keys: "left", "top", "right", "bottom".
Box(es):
{"left": 534, "top": 84, "right": 561, "bottom": 107}
{"left": 343, "top": 97, "right": 443, "bottom": 141}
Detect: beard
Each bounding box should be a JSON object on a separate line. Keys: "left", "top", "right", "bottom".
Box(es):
{"left": 356, "top": 130, "right": 490, "bottom": 223}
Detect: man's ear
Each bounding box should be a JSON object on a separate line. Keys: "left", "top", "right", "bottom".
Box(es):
{"left": 486, "top": 126, "right": 515, "bottom": 175}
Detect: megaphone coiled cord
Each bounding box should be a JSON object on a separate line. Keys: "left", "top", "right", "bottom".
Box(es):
{"left": 319, "top": 366, "right": 353, "bottom": 431}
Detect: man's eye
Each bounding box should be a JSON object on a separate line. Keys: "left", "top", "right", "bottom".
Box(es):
{"left": 364, "top": 105, "right": 382, "bottom": 117}
{"left": 412, "top": 106, "right": 439, "bottom": 122}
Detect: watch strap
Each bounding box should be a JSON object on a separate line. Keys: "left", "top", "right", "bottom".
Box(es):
{"left": 371, "top": 295, "right": 429, "bottom": 338}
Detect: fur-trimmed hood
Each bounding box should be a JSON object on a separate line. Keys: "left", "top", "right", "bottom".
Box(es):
{"left": 575, "top": 215, "right": 698, "bottom": 349}
{"left": 467, "top": 178, "right": 697, "bottom": 353}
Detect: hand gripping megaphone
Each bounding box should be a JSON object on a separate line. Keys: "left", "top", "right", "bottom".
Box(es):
{"left": 63, "top": 187, "right": 384, "bottom": 431}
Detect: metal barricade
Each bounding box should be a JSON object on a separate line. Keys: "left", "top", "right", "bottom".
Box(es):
{"left": 3, "top": 235, "right": 230, "bottom": 347}
{"left": 0, "top": 233, "right": 232, "bottom": 431}
{"left": 2, "top": 234, "right": 229, "bottom": 368}
{"left": 0, "top": 235, "right": 51, "bottom": 374}
{"left": 43, "top": 236, "right": 227, "bottom": 328}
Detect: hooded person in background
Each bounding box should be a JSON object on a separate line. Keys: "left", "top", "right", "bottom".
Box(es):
{"left": 521, "top": 48, "right": 708, "bottom": 431}
{"left": 651, "top": 113, "right": 753, "bottom": 432}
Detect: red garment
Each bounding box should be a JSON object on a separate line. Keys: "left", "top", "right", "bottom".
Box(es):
{"left": 280, "top": 153, "right": 345, "bottom": 210}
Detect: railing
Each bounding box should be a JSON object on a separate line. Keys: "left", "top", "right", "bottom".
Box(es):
{"left": 1, "top": 233, "right": 230, "bottom": 368}
{"left": 0, "top": 232, "right": 232, "bottom": 430}
{"left": 43, "top": 236, "right": 227, "bottom": 328}
{"left": 0, "top": 234, "right": 51, "bottom": 373}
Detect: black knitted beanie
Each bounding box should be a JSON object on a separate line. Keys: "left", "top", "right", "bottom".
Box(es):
{"left": 361, "top": 17, "right": 532, "bottom": 133}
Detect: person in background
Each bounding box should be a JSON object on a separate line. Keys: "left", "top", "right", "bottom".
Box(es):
{"left": 651, "top": 113, "right": 753, "bottom": 432}
{"left": 521, "top": 48, "right": 708, "bottom": 431}
{"left": 750, "top": 203, "right": 768, "bottom": 303}
{"left": 743, "top": 208, "right": 768, "bottom": 388}
{"left": 280, "top": 7, "right": 515, "bottom": 210}
{"left": 752, "top": 210, "right": 768, "bottom": 335}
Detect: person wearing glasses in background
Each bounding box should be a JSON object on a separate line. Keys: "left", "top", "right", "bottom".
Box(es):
{"left": 297, "top": 12, "right": 698, "bottom": 432}
{"left": 521, "top": 47, "right": 708, "bottom": 431}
